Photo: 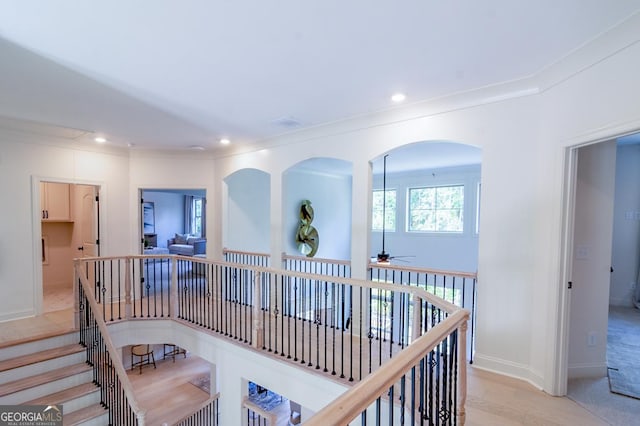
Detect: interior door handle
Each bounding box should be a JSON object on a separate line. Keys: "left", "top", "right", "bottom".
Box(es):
{"left": 78, "top": 246, "right": 84, "bottom": 251}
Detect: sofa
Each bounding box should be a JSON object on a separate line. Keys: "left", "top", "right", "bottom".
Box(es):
{"left": 167, "top": 234, "right": 206, "bottom": 256}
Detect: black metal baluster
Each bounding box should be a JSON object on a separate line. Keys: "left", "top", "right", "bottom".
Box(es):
{"left": 293, "top": 278, "right": 298, "bottom": 362}
{"left": 300, "top": 278, "right": 306, "bottom": 365}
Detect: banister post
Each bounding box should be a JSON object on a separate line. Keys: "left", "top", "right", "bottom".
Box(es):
{"left": 170, "top": 257, "right": 179, "bottom": 318}
{"left": 124, "top": 257, "right": 132, "bottom": 319}
{"left": 457, "top": 319, "right": 468, "bottom": 425}
{"left": 412, "top": 295, "right": 422, "bottom": 341}
{"left": 73, "top": 260, "right": 80, "bottom": 330}
{"left": 136, "top": 410, "right": 146, "bottom": 425}
{"left": 252, "top": 270, "right": 264, "bottom": 349}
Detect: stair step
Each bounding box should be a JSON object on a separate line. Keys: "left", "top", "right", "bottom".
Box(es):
{"left": 0, "top": 362, "right": 92, "bottom": 398}
{"left": 25, "top": 382, "right": 99, "bottom": 406}
{"left": 64, "top": 403, "right": 108, "bottom": 426}
{"left": 0, "top": 331, "right": 77, "bottom": 361}
{"left": 0, "top": 343, "right": 84, "bottom": 373}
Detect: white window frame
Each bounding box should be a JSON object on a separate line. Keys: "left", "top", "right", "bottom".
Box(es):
{"left": 407, "top": 184, "right": 464, "bottom": 233}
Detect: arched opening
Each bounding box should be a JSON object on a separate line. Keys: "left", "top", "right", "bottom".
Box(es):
{"left": 282, "top": 157, "right": 353, "bottom": 260}
{"left": 223, "top": 168, "right": 271, "bottom": 254}
{"left": 370, "top": 141, "right": 482, "bottom": 271}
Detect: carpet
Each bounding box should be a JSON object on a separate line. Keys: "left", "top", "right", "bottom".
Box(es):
{"left": 189, "top": 374, "right": 210, "bottom": 394}
{"left": 567, "top": 376, "right": 639, "bottom": 426}
{"left": 248, "top": 382, "right": 285, "bottom": 411}
{"left": 606, "top": 306, "right": 640, "bottom": 400}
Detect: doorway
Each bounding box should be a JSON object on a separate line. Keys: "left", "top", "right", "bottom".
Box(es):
{"left": 41, "top": 182, "right": 100, "bottom": 313}
{"left": 139, "top": 188, "right": 207, "bottom": 254}
{"left": 559, "top": 134, "right": 640, "bottom": 419}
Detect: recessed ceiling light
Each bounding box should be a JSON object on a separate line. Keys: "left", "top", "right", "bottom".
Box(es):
{"left": 220, "top": 138, "right": 230, "bottom": 145}
{"left": 94, "top": 137, "right": 107, "bottom": 143}
{"left": 189, "top": 145, "right": 205, "bottom": 151}
{"left": 391, "top": 93, "right": 406, "bottom": 103}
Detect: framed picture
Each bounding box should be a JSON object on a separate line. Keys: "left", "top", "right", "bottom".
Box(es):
{"left": 143, "top": 202, "right": 155, "bottom": 234}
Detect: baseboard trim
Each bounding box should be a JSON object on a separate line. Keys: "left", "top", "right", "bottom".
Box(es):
{"left": 0, "top": 308, "right": 35, "bottom": 323}
{"left": 567, "top": 362, "right": 607, "bottom": 379}
{"left": 472, "top": 353, "right": 544, "bottom": 390}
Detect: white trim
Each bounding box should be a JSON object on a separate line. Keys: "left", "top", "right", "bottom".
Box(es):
{"left": 552, "top": 117, "right": 640, "bottom": 396}
{"left": 472, "top": 354, "right": 544, "bottom": 390}
{"left": 567, "top": 362, "right": 608, "bottom": 379}
{"left": 31, "top": 176, "right": 104, "bottom": 317}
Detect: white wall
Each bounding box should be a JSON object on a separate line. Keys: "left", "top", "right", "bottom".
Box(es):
{"left": 224, "top": 168, "right": 271, "bottom": 253}
{"left": 371, "top": 165, "right": 480, "bottom": 272}
{"left": 610, "top": 143, "right": 640, "bottom": 306}
{"left": 0, "top": 135, "right": 130, "bottom": 321}
{"left": 283, "top": 169, "right": 352, "bottom": 260}
{"left": 129, "top": 151, "right": 216, "bottom": 257}
{"left": 212, "top": 17, "right": 640, "bottom": 394}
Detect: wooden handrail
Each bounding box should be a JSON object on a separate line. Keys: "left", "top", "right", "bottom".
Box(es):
{"left": 173, "top": 393, "right": 220, "bottom": 425}
{"left": 243, "top": 396, "right": 277, "bottom": 425}
{"left": 305, "top": 309, "right": 469, "bottom": 425}
{"left": 369, "top": 261, "right": 477, "bottom": 279}
{"left": 282, "top": 252, "right": 352, "bottom": 266}
{"left": 223, "top": 247, "right": 271, "bottom": 258}
{"left": 78, "top": 254, "right": 461, "bottom": 315}
{"left": 74, "top": 261, "right": 145, "bottom": 421}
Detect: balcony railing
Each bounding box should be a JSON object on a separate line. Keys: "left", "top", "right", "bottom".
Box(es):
{"left": 223, "top": 248, "right": 271, "bottom": 267}
{"left": 75, "top": 254, "right": 469, "bottom": 425}
{"left": 369, "top": 262, "right": 477, "bottom": 362}
{"left": 282, "top": 252, "right": 351, "bottom": 278}
{"left": 75, "top": 263, "right": 145, "bottom": 424}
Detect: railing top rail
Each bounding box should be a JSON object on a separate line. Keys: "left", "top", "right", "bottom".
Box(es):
{"left": 76, "top": 255, "right": 461, "bottom": 314}
{"left": 222, "top": 248, "right": 271, "bottom": 258}
{"left": 282, "top": 252, "right": 352, "bottom": 266}
{"left": 306, "top": 309, "right": 469, "bottom": 426}
{"left": 242, "top": 396, "right": 277, "bottom": 425}
{"left": 174, "top": 393, "right": 220, "bottom": 425}
{"left": 369, "top": 261, "right": 477, "bottom": 279}
{"left": 74, "top": 261, "right": 144, "bottom": 417}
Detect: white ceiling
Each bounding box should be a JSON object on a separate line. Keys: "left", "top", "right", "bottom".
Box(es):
{"left": 1, "top": 1, "right": 640, "bottom": 155}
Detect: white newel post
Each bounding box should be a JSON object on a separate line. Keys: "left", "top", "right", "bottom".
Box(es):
{"left": 412, "top": 295, "right": 423, "bottom": 341}
{"left": 252, "top": 270, "right": 264, "bottom": 349}
{"left": 170, "top": 257, "right": 179, "bottom": 318}
{"left": 457, "top": 319, "right": 468, "bottom": 425}
{"left": 73, "top": 261, "right": 80, "bottom": 330}
{"left": 124, "top": 257, "right": 132, "bottom": 319}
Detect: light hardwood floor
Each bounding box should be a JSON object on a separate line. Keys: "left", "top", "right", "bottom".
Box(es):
{"left": 0, "top": 306, "right": 614, "bottom": 425}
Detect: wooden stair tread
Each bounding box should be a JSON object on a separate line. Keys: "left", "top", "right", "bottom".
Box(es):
{"left": 0, "top": 343, "right": 84, "bottom": 373}
{"left": 0, "top": 362, "right": 91, "bottom": 397}
{"left": 24, "top": 382, "right": 99, "bottom": 406}
{"left": 64, "top": 403, "right": 107, "bottom": 425}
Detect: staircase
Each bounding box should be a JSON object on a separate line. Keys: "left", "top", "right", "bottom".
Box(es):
{"left": 0, "top": 331, "right": 108, "bottom": 425}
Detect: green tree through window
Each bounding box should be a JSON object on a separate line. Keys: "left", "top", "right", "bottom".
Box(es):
{"left": 408, "top": 185, "right": 463, "bottom": 232}
{"left": 372, "top": 189, "right": 396, "bottom": 231}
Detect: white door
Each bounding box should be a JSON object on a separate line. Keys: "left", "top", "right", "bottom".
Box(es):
{"left": 567, "top": 140, "right": 617, "bottom": 379}
{"left": 77, "top": 185, "right": 99, "bottom": 257}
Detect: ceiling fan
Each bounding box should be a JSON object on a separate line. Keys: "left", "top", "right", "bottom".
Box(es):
{"left": 374, "top": 154, "right": 414, "bottom": 264}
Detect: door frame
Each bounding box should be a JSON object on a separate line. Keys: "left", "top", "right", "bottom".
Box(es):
{"left": 31, "top": 176, "right": 103, "bottom": 315}
{"left": 552, "top": 123, "right": 640, "bottom": 395}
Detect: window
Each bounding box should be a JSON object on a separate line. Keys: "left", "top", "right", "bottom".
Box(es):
{"left": 372, "top": 189, "right": 396, "bottom": 231}
{"left": 191, "top": 198, "right": 203, "bottom": 236}
{"left": 408, "top": 185, "right": 464, "bottom": 232}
